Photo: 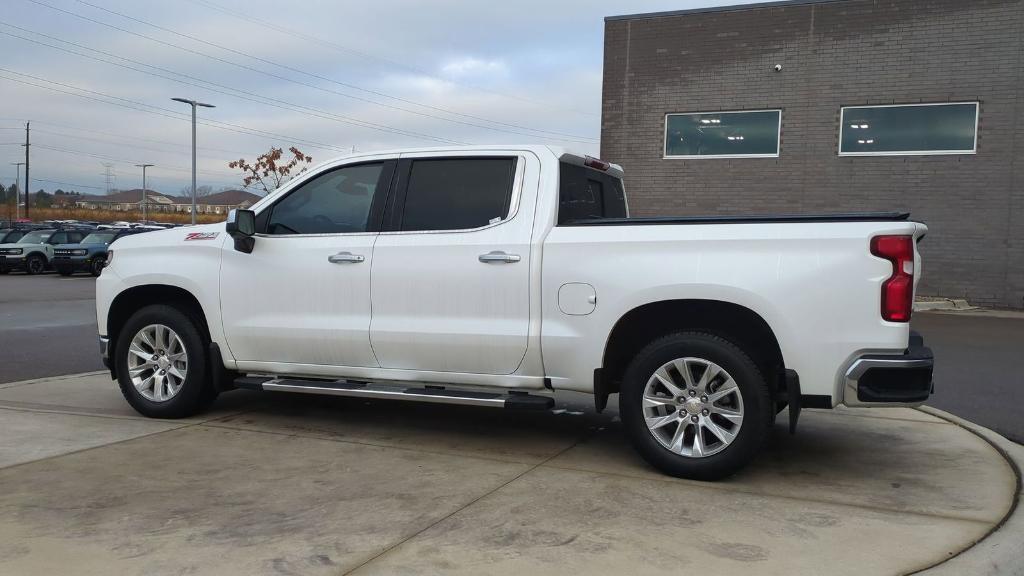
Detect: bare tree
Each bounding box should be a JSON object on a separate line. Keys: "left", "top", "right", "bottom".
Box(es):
{"left": 180, "top": 185, "right": 214, "bottom": 198}
{"left": 229, "top": 147, "right": 313, "bottom": 195}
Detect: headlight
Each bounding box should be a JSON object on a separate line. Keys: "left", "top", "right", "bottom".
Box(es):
{"left": 2, "top": 248, "right": 23, "bottom": 255}
{"left": 72, "top": 249, "right": 88, "bottom": 256}
{"left": 104, "top": 250, "right": 113, "bottom": 267}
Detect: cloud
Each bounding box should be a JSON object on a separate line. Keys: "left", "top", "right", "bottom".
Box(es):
{"left": 0, "top": 0, "right": 726, "bottom": 193}
{"left": 440, "top": 57, "right": 510, "bottom": 80}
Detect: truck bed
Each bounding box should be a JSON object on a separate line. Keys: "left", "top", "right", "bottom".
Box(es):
{"left": 561, "top": 212, "right": 911, "bottom": 226}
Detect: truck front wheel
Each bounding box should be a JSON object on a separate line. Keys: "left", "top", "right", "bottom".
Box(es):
{"left": 115, "top": 304, "right": 212, "bottom": 419}
{"left": 620, "top": 332, "right": 772, "bottom": 481}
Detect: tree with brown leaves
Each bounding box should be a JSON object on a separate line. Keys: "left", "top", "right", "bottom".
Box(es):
{"left": 228, "top": 147, "right": 313, "bottom": 195}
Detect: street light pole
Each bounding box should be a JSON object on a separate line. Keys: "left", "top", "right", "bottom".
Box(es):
{"left": 135, "top": 164, "right": 154, "bottom": 222}
{"left": 171, "top": 97, "right": 215, "bottom": 225}
{"left": 11, "top": 162, "right": 24, "bottom": 221}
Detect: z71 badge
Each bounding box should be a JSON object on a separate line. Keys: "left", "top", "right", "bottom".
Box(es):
{"left": 185, "top": 232, "right": 219, "bottom": 241}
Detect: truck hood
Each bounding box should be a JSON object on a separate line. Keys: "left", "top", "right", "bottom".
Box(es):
{"left": 110, "top": 222, "right": 227, "bottom": 251}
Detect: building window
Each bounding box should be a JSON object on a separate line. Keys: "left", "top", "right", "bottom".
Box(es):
{"left": 839, "top": 102, "right": 979, "bottom": 156}
{"left": 664, "top": 110, "right": 781, "bottom": 159}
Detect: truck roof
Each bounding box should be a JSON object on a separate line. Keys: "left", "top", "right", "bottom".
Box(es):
{"left": 303, "top": 145, "right": 622, "bottom": 175}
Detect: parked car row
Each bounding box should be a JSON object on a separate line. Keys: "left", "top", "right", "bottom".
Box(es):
{"left": 0, "top": 224, "right": 153, "bottom": 277}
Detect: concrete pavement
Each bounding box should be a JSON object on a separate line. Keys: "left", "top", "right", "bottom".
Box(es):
{"left": 0, "top": 372, "right": 1019, "bottom": 575}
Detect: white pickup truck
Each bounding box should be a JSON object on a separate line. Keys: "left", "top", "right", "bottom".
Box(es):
{"left": 96, "top": 145, "right": 934, "bottom": 480}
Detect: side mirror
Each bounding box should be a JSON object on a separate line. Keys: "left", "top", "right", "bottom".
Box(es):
{"left": 226, "top": 209, "right": 256, "bottom": 254}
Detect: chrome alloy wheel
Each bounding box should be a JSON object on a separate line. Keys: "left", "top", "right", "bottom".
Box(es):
{"left": 127, "top": 324, "right": 188, "bottom": 402}
{"left": 642, "top": 357, "right": 744, "bottom": 458}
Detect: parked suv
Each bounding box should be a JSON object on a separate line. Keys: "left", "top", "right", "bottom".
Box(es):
{"left": 54, "top": 229, "right": 142, "bottom": 277}
{"left": 0, "top": 229, "right": 89, "bottom": 274}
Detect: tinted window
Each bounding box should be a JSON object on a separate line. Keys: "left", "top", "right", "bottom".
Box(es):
{"left": 400, "top": 158, "right": 516, "bottom": 232}
{"left": 558, "top": 162, "right": 627, "bottom": 224}
{"left": 665, "top": 111, "right": 781, "bottom": 158}
{"left": 82, "top": 232, "right": 117, "bottom": 244}
{"left": 840, "top": 103, "right": 978, "bottom": 155}
{"left": 48, "top": 232, "right": 67, "bottom": 245}
{"left": 18, "top": 231, "right": 51, "bottom": 244}
{"left": 267, "top": 162, "right": 388, "bottom": 235}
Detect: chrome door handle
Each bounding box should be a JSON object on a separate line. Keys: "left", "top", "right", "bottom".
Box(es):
{"left": 328, "top": 252, "right": 365, "bottom": 264}
{"left": 478, "top": 251, "right": 521, "bottom": 264}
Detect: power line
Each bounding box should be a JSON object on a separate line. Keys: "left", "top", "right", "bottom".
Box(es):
{"left": 31, "top": 127, "right": 255, "bottom": 160}
{"left": 24, "top": 0, "right": 596, "bottom": 144}
{"left": 0, "top": 69, "right": 354, "bottom": 154}
{"left": 34, "top": 144, "right": 237, "bottom": 179}
{"left": 187, "top": 0, "right": 599, "bottom": 119}
{"left": 73, "top": 0, "right": 599, "bottom": 140}
{"left": 0, "top": 23, "right": 467, "bottom": 146}
{"left": 30, "top": 178, "right": 104, "bottom": 190}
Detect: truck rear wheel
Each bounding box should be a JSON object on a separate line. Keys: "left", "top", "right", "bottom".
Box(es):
{"left": 115, "top": 304, "right": 212, "bottom": 419}
{"left": 619, "top": 332, "right": 771, "bottom": 481}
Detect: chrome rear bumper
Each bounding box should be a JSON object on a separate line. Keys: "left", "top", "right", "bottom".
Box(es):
{"left": 843, "top": 336, "right": 934, "bottom": 406}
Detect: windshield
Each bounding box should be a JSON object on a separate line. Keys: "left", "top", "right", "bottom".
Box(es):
{"left": 81, "top": 232, "right": 117, "bottom": 244}
{"left": 17, "top": 231, "right": 52, "bottom": 244}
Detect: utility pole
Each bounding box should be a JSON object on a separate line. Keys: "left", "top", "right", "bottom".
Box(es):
{"left": 171, "top": 97, "right": 215, "bottom": 225}
{"left": 22, "top": 122, "right": 29, "bottom": 219}
{"left": 11, "top": 162, "right": 24, "bottom": 220}
{"left": 135, "top": 164, "right": 154, "bottom": 222}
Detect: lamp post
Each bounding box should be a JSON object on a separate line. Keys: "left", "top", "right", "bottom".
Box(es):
{"left": 135, "top": 163, "right": 154, "bottom": 223}
{"left": 10, "top": 162, "right": 24, "bottom": 220}
{"left": 171, "top": 97, "right": 215, "bottom": 224}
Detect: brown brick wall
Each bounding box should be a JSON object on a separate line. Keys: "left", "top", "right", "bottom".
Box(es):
{"left": 601, "top": 0, "right": 1024, "bottom": 308}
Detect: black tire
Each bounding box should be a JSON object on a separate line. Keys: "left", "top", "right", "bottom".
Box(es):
{"left": 89, "top": 258, "right": 105, "bottom": 277}
{"left": 619, "top": 332, "right": 772, "bottom": 481}
{"left": 0, "top": 268, "right": 8, "bottom": 275}
{"left": 115, "top": 304, "right": 212, "bottom": 419}
{"left": 24, "top": 254, "right": 46, "bottom": 275}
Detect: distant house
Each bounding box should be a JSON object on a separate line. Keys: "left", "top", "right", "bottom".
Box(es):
{"left": 169, "top": 189, "right": 262, "bottom": 215}
{"left": 75, "top": 189, "right": 262, "bottom": 215}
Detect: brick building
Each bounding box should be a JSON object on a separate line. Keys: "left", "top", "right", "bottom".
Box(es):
{"left": 601, "top": 0, "right": 1024, "bottom": 308}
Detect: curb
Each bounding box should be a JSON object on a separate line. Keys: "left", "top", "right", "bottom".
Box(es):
{"left": 0, "top": 370, "right": 108, "bottom": 390}
{"left": 915, "top": 406, "right": 1024, "bottom": 576}
{"left": 913, "top": 298, "right": 975, "bottom": 312}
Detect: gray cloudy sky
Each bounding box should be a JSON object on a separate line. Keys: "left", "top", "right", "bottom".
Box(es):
{"left": 1, "top": 0, "right": 732, "bottom": 195}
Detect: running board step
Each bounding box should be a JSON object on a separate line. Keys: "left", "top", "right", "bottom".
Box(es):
{"left": 233, "top": 376, "right": 554, "bottom": 410}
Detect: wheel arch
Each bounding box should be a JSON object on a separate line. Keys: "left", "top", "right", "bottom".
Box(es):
{"left": 107, "top": 284, "right": 211, "bottom": 377}
{"left": 598, "top": 299, "right": 786, "bottom": 408}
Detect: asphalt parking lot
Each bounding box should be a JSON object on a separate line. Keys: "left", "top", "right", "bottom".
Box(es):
{"left": 2, "top": 273, "right": 1022, "bottom": 442}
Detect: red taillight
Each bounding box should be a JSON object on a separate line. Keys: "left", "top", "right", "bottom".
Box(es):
{"left": 871, "top": 235, "right": 915, "bottom": 322}
{"left": 584, "top": 156, "right": 611, "bottom": 171}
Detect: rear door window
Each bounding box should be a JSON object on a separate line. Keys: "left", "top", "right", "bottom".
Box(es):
{"left": 397, "top": 158, "right": 517, "bottom": 232}
{"left": 557, "top": 162, "right": 627, "bottom": 224}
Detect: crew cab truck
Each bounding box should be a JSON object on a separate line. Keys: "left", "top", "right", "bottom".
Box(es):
{"left": 96, "top": 145, "right": 934, "bottom": 480}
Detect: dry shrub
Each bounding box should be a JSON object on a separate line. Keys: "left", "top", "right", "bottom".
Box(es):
{"left": 9, "top": 207, "right": 225, "bottom": 225}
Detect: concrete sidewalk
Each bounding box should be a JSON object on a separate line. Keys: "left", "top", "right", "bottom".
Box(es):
{"left": 0, "top": 373, "right": 1019, "bottom": 575}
